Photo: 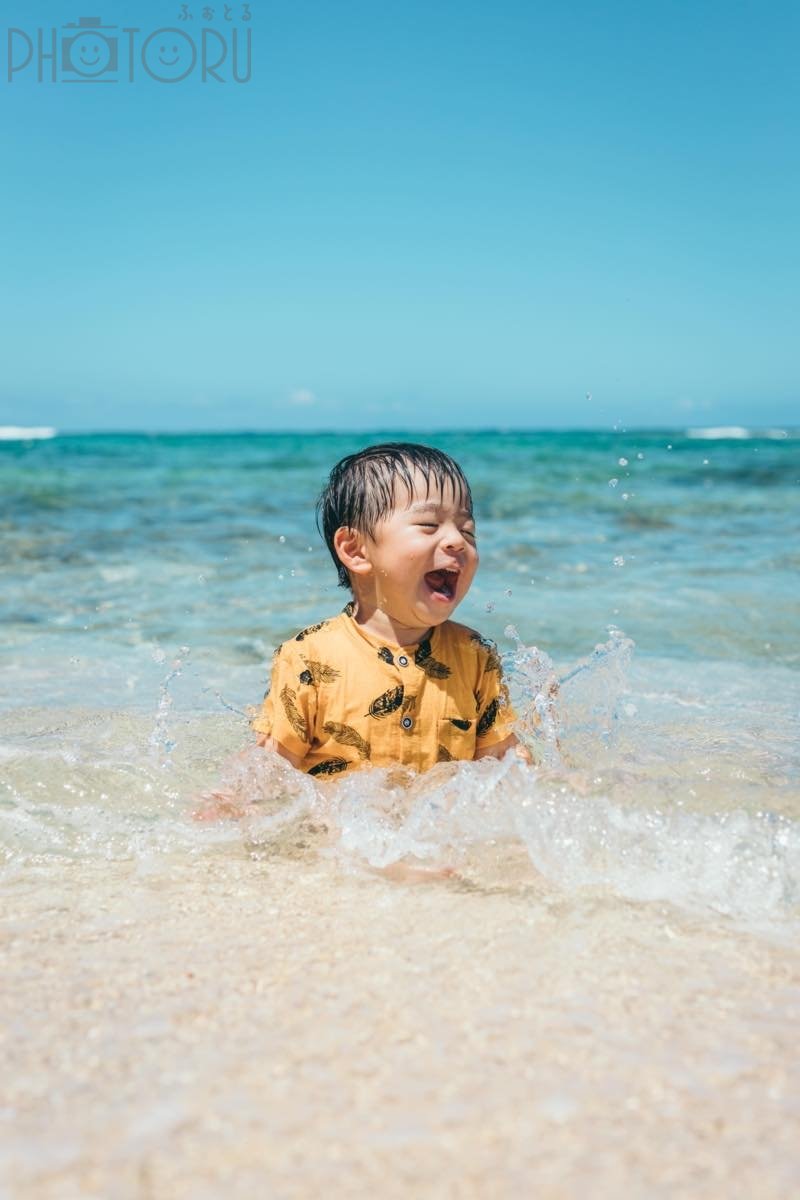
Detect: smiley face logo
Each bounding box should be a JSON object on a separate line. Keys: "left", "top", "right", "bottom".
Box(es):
{"left": 142, "top": 28, "right": 196, "bottom": 83}
{"left": 158, "top": 43, "right": 181, "bottom": 68}
{"left": 66, "top": 30, "right": 116, "bottom": 78}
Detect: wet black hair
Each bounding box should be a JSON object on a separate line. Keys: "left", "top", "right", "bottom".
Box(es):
{"left": 316, "top": 442, "right": 473, "bottom": 589}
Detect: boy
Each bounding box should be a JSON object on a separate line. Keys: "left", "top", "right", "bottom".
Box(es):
{"left": 251, "top": 442, "right": 526, "bottom": 774}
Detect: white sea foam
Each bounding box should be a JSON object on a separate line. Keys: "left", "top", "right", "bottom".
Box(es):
{"left": 685, "top": 426, "right": 793, "bottom": 440}
{"left": 686, "top": 426, "right": 751, "bottom": 439}
{"left": 0, "top": 425, "right": 57, "bottom": 440}
{"left": 4, "top": 744, "right": 797, "bottom": 924}
{"left": 323, "top": 758, "right": 800, "bottom": 922}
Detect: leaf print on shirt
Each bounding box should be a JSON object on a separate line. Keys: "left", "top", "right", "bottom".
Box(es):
{"left": 401, "top": 693, "right": 417, "bottom": 716}
{"left": 437, "top": 743, "right": 453, "bottom": 762}
{"left": 299, "top": 660, "right": 341, "bottom": 686}
{"left": 377, "top": 647, "right": 395, "bottom": 666}
{"left": 295, "top": 620, "right": 329, "bottom": 642}
{"left": 449, "top": 717, "right": 472, "bottom": 731}
{"left": 476, "top": 696, "right": 499, "bottom": 737}
{"left": 367, "top": 684, "right": 404, "bottom": 719}
{"left": 415, "top": 638, "right": 451, "bottom": 679}
{"left": 280, "top": 685, "right": 308, "bottom": 742}
{"left": 322, "top": 721, "right": 371, "bottom": 760}
{"left": 308, "top": 757, "right": 348, "bottom": 777}
{"left": 470, "top": 632, "right": 502, "bottom": 673}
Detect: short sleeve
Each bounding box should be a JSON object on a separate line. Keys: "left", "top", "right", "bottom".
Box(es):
{"left": 251, "top": 640, "right": 316, "bottom": 758}
{"left": 474, "top": 636, "right": 517, "bottom": 748}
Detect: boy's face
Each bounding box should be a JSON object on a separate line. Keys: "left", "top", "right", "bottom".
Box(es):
{"left": 358, "top": 471, "right": 479, "bottom": 630}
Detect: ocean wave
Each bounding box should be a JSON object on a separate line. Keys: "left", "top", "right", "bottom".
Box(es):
{"left": 685, "top": 426, "right": 793, "bottom": 440}
{"left": 0, "top": 426, "right": 57, "bottom": 441}
{"left": 2, "top": 726, "right": 798, "bottom": 927}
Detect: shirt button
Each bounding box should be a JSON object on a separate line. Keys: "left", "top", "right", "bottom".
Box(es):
{"left": 401, "top": 715, "right": 413, "bottom": 730}
{"left": 398, "top": 655, "right": 409, "bottom": 667}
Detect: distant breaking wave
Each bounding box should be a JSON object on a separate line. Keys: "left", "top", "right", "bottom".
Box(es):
{"left": 685, "top": 426, "right": 792, "bottom": 440}
{"left": 0, "top": 427, "right": 57, "bottom": 441}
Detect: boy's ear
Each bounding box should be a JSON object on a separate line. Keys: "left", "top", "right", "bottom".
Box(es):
{"left": 333, "top": 526, "right": 372, "bottom": 577}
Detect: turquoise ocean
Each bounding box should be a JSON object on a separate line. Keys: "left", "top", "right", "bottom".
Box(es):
{"left": 2, "top": 426, "right": 799, "bottom": 901}
{"left": 2, "top": 427, "right": 799, "bottom": 1196}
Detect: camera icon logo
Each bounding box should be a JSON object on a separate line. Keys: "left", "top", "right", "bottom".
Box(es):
{"left": 61, "top": 16, "right": 118, "bottom": 81}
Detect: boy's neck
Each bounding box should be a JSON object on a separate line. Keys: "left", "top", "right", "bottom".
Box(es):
{"left": 347, "top": 597, "right": 434, "bottom": 648}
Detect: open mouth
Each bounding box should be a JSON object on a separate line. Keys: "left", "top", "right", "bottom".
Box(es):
{"left": 424, "top": 568, "right": 459, "bottom": 602}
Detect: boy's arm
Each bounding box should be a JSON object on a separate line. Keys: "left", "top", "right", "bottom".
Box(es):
{"left": 254, "top": 732, "right": 305, "bottom": 770}
{"left": 474, "top": 732, "right": 532, "bottom": 764}
{"left": 193, "top": 733, "right": 305, "bottom": 822}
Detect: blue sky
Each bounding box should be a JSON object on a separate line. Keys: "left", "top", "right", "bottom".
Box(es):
{"left": 2, "top": 0, "right": 798, "bottom": 430}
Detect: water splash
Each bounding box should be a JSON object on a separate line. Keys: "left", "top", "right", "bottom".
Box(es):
{"left": 555, "top": 626, "right": 635, "bottom": 759}
{"left": 2, "top": 626, "right": 797, "bottom": 927}
{"left": 323, "top": 759, "right": 800, "bottom": 921}
{"left": 148, "top": 647, "right": 191, "bottom": 767}
{"left": 502, "top": 624, "right": 635, "bottom": 767}
{"left": 502, "top": 626, "right": 562, "bottom": 766}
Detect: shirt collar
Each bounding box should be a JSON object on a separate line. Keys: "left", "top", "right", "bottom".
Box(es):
{"left": 340, "top": 603, "right": 438, "bottom": 656}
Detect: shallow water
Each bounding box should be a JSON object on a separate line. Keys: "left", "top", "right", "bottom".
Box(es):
{"left": 1, "top": 429, "right": 799, "bottom": 1196}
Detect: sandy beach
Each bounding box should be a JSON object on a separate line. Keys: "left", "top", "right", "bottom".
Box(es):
{"left": 4, "top": 849, "right": 799, "bottom": 1199}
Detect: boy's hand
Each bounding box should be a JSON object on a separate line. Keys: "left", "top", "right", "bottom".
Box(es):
{"left": 191, "top": 789, "right": 252, "bottom": 822}
{"left": 190, "top": 736, "right": 306, "bottom": 822}
{"left": 474, "top": 733, "right": 532, "bottom": 765}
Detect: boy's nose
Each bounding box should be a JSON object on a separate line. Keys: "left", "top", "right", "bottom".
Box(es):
{"left": 442, "top": 524, "right": 466, "bottom": 550}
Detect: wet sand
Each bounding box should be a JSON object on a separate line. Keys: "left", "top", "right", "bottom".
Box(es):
{"left": 3, "top": 853, "right": 799, "bottom": 1199}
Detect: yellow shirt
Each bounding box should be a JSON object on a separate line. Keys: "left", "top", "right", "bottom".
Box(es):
{"left": 252, "top": 605, "right": 517, "bottom": 776}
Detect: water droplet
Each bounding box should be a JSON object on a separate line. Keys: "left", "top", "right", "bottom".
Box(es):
{"left": 637, "top": 452, "right": 644, "bottom": 460}
{"left": 702, "top": 459, "right": 709, "bottom": 466}
{"left": 613, "top": 556, "right": 625, "bottom": 567}
{"left": 618, "top": 457, "right": 628, "bottom": 467}
{"left": 608, "top": 478, "right": 619, "bottom": 488}
{"left": 622, "top": 492, "right": 630, "bottom": 501}
{"left": 279, "top": 535, "right": 286, "bottom": 544}
{"left": 485, "top": 602, "right": 495, "bottom": 612}
{"left": 505, "top": 588, "right": 512, "bottom": 596}
{"left": 667, "top": 444, "right": 672, "bottom": 450}
{"left": 278, "top": 573, "right": 284, "bottom": 581}
{"left": 198, "top": 574, "right": 205, "bottom": 583}
{"left": 306, "top": 546, "right": 313, "bottom": 552}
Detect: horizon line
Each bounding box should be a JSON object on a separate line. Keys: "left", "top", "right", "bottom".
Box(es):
{"left": 2, "top": 424, "right": 798, "bottom": 438}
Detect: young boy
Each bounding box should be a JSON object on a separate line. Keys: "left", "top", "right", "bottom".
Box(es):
{"left": 251, "top": 442, "right": 526, "bottom": 774}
